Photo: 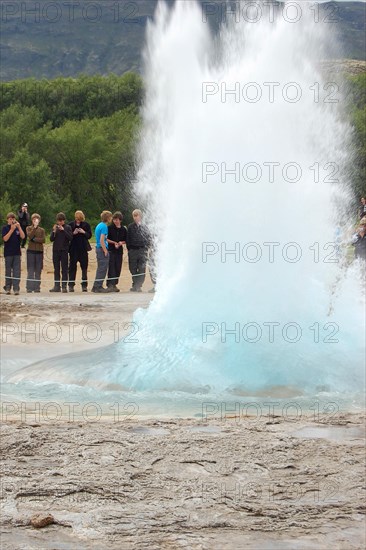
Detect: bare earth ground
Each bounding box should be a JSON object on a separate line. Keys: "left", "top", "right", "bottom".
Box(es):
{"left": 0, "top": 245, "right": 365, "bottom": 549}
{"left": 0, "top": 243, "right": 155, "bottom": 361}
{"left": 0, "top": 415, "right": 365, "bottom": 549}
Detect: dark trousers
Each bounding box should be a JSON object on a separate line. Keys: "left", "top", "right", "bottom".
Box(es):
{"left": 93, "top": 248, "right": 109, "bottom": 289}
{"left": 26, "top": 251, "right": 43, "bottom": 292}
{"left": 107, "top": 252, "right": 123, "bottom": 287}
{"left": 69, "top": 251, "right": 88, "bottom": 289}
{"left": 53, "top": 249, "right": 69, "bottom": 289}
{"left": 4, "top": 255, "right": 21, "bottom": 291}
{"left": 20, "top": 226, "right": 27, "bottom": 248}
{"left": 128, "top": 248, "right": 147, "bottom": 290}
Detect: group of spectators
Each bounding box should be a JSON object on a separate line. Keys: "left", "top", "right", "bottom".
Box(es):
{"left": 1, "top": 204, "right": 156, "bottom": 295}
{"left": 2, "top": 198, "right": 366, "bottom": 296}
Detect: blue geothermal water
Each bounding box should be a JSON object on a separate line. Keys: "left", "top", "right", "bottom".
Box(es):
{"left": 3, "top": 1, "right": 365, "bottom": 413}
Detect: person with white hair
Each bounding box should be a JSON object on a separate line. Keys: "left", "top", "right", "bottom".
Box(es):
{"left": 126, "top": 209, "right": 151, "bottom": 292}
{"left": 68, "top": 210, "right": 92, "bottom": 292}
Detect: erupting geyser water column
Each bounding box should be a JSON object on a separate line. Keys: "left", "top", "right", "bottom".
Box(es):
{"left": 121, "top": 0, "right": 364, "bottom": 396}
{"left": 6, "top": 1, "right": 365, "bottom": 403}
{"left": 116, "top": 2, "right": 364, "bottom": 391}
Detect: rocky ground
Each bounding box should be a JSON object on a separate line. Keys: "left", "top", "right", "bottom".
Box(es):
{"left": 0, "top": 414, "right": 365, "bottom": 549}
{"left": 0, "top": 244, "right": 154, "bottom": 369}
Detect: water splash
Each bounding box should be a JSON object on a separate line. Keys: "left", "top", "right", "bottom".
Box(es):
{"left": 5, "top": 1, "right": 365, "bottom": 406}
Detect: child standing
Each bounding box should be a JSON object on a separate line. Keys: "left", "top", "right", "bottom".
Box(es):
{"left": 50, "top": 212, "right": 73, "bottom": 293}
{"left": 68, "top": 210, "right": 92, "bottom": 292}
{"left": 107, "top": 211, "right": 127, "bottom": 292}
{"left": 2, "top": 212, "right": 25, "bottom": 295}
{"left": 26, "top": 213, "right": 45, "bottom": 293}
{"left": 92, "top": 211, "right": 113, "bottom": 293}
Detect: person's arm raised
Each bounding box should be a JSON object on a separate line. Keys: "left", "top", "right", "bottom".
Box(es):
{"left": 16, "top": 222, "right": 25, "bottom": 240}
{"left": 50, "top": 226, "right": 57, "bottom": 242}
{"left": 27, "top": 225, "right": 37, "bottom": 240}
{"left": 32, "top": 227, "right": 46, "bottom": 244}
{"left": 2, "top": 225, "right": 16, "bottom": 242}
{"left": 64, "top": 225, "right": 73, "bottom": 241}
{"left": 84, "top": 223, "right": 92, "bottom": 240}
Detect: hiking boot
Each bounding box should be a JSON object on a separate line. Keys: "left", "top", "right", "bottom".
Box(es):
{"left": 49, "top": 287, "right": 61, "bottom": 292}
{"left": 14, "top": 290, "right": 20, "bottom": 296}
{"left": 91, "top": 287, "right": 108, "bottom": 293}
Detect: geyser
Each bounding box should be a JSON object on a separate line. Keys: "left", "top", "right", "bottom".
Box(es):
{"left": 5, "top": 1, "right": 365, "bottom": 404}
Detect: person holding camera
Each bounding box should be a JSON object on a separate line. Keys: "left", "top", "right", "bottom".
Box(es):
{"left": 50, "top": 213, "right": 73, "bottom": 293}
{"left": 68, "top": 210, "right": 92, "bottom": 292}
{"left": 18, "top": 203, "right": 30, "bottom": 248}
{"left": 106, "top": 211, "right": 127, "bottom": 292}
{"left": 26, "top": 214, "right": 45, "bottom": 293}
{"left": 2, "top": 212, "right": 25, "bottom": 295}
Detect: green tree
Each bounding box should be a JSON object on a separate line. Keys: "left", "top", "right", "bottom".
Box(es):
{"left": 0, "top": 73, "right": 143, "bottom": 128}
{"left": 348, "top": 74, "right": 366, "bottom": 201}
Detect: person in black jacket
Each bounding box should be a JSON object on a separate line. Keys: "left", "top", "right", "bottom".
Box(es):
{"left": 107, "top": 211, "right": 127, "bottom": 292}
{"left": 50, "top": 212, "right": 73, "bottom": 293}
{"left": 2, "top": 212, "right": 25, "bottom": 295}
{"left": 18, "top": 203, "right": 30, "bottom": 248}
{"left": 68, "top": 210, "right": 92, "bottom": 292}
{"left": 126, "top": 209, "right": 151, "bottom": 292}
